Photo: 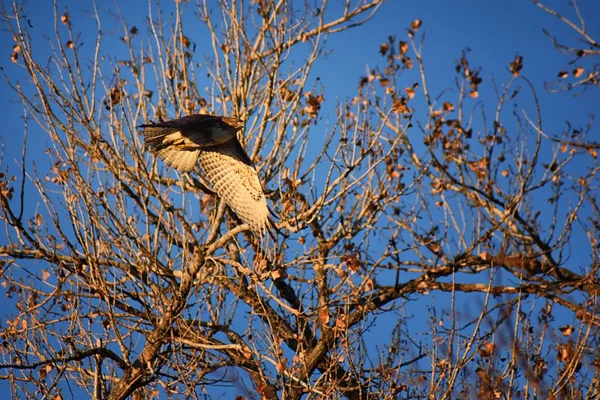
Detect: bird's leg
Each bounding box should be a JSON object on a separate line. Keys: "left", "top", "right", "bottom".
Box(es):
{"left": 206, "top": 198, "right": 226, "bottom": 245}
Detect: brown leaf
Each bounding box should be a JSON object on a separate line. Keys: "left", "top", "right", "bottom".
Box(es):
{"left": 573, "top": 67, "right": 584, "bottom": 78}
{"left": 557, "top": 70, "right": 568, "bottom": 79}
{"left": 443, "top": 101, "right": 454, "bottom": 112}
{"left": 479, "top": 342, "right": 495, "bottom": 357}
{"left": 61, "top": 13, "right": 69, "bottom": 25}
{"left": 335, "top": 314, "right": 347, "bottom": 330}
{"left": 410, "top": 19, "right": 422, "bottom": 31}
{"left": 276, "top": 362, "right": 285, "bottom": 374}
{"left": 392, "top": 98, "right": 409, "bottom": 114}
{"left": 42, "top": 270, "right": 51, "bottom": 281}
{"left": 379, "top": 43, "right": 389, "bottom": 56}
{"left": 379, "top": 78, "right": 390, "bottom": 87}
{"left": 509, "top": 55, "right": 523, "bottom": 77}
{"left": 341, "top": 252, "right": 362, "bottom": 272}
{"left": 242, "top": 346, "right": 252, "bottom": 359}
{"left": 404, "top": 87, "right": 415, "bottom": 99}
{"left": 180, "top": 36, "right": 191, "bottom": 48}
{"left": 304, "top": 93, "right": 323, "bottom": 116}
{"left": 557, "top": 344, "right": 572, "bottom": 363}
{"left": 106, "top": 86, "right": 123, "bottom": 108}
{"left": 319, "top": 308, "right": 330, "bottom": 325}
{"left": 469, "top": 90, "right": 479, "bottom": 99}
{"left": 559, "top": 325, "right": 574, "bottom": 336}
{"left": 65, "top": 40, "right": 74, "bottom": 49}
{"left": 587, "top": 147, "right": 598, "bottom": 158}
{"left": 10, "top": 52, "right": 19, "bottom": 63}
{"left": 399, "top": 41, "right": 408, "bottom": 55}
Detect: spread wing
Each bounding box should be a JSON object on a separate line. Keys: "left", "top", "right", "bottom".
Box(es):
{"left": 139, "top": 114, "right": 273, "bottom": 243}
{"left": 139, "top": 115, "right": 236, "bottom": 172}
{"left": 197, "top": 139, "right": 271, "bottom": 237}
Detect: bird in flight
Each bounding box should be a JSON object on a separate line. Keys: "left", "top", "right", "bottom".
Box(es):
{"left": 139, "top": 114, "right": 272, "bottom": 239}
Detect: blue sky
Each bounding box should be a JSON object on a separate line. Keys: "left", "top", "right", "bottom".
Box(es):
{"left": 2, "top": 0, "right": 599, "bottom": 164}
{"left": 1, "top": 0, "right": 599, "bottom": 397}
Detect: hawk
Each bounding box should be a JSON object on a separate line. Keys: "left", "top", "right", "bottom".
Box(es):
{"left": 139, "top": 114, "right": 272, "bottom": 238}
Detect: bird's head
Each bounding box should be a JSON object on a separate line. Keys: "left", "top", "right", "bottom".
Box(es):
{"left": 222, "top": 116, "right": 245, "bottom": 132}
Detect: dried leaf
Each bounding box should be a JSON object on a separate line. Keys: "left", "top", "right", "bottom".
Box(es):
{"left": 304, "top": 93, "right": 323, "bottom": 116}
{"left": 276, "top": 362, "right": 285, "bottom": 374}
{"left": 42, "top": 269, "right": 51, "bottom": 281}
{"left": 410, "top": 19, "right": 422, "bottom": 31}
{"left": 61, "top": 13, "right": 69, "bottom": 25}
{"left": 66, "top": 40, "right": 74, "bottom": 49}
{"left": 469, "top": 90, "right": 479, "bottom": 99}
{"left": 392, "top": 98, "right": 409, "bottom": 114}
{"left": 318, "top": 308, "right": 330, "bottom": 325}
{"left": 557, "top": 344, "right": 571, "bottom": 362}
{"left": 335, "top": 314, "right": 347, "bottom": 330}
{"left": 399, "top": 41, "right": 408, "bottom": 55}
{"left": 379, "top": 42, "right": 389, "bottom": 56}
{"left": 479, "top": 342, "right": 495, "bottom": 357}
{"left": 443, "top": 101, "right": 454, "bottom": 112}
{"left": 509, "top": 55, "right": 523, "bottom": 77}
{"left": 242, "top": 346, "right": 252, "bottom": 359}
{"left": 559, "top": 325, "right": 574, "bottom": 336}
{"left": 557, "top": 70, "right": 568, "bottom": 79}
{"left": 180, "top": 36, "right": 191, "bottom": 48}
{"left": 573, "top": 67, "right": 584, "bottom": 78}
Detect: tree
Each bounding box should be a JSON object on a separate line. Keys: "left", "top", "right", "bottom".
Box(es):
{"left": 1, "top": 0, "right": 599, "bottom": 399}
